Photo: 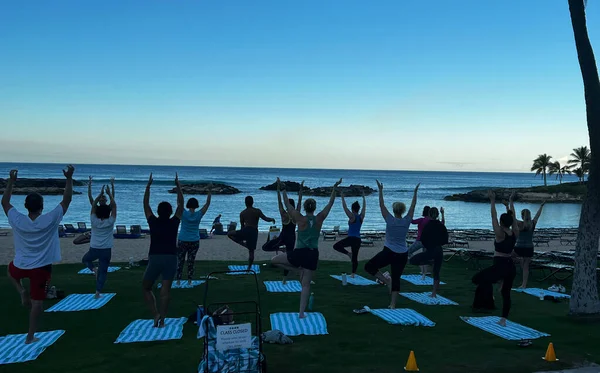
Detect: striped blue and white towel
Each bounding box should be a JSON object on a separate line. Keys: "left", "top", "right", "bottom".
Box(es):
{"left": 401, "top": 274, "right": 446, "bottom": 285}
{"left": 157, "top": 280, "right": 205, "bottom": 289}
{"left": 0, "top": 330, "right": 65, "bottom": 365}
{"left": 264, "top": 281, "right": 302, "bottom": 292}
{"left": 269, "top": 312, "right": 328, "bottom": 336}
{"left": 46, "top": 293, "right": 116, "bottom": 312}
{"left": 330, "top": 275, "right": 378, "bottom": 286}
{"left": 364, "top": 306, "right": 435, "bottom": 327}
{"left": 512, "top": 288, "right": 570, "bottom": 299}
{"left": 400, "top": 292, "right": 458, "bottom": 305}
{"left": 115, "top": 317, "right": 188, "bottom": 343}
{"left": 227, "top": 265, "right": 260, "bottom": 275}
{"left": 78, "top": 266, "right": 121, "bottom": 275}
{"left": 460, "top": 316, "right": 550, "bottom": 340}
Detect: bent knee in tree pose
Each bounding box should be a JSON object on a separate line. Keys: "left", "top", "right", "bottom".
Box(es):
{"left": 333, "top": 191, "right": 366, "bottom": 276}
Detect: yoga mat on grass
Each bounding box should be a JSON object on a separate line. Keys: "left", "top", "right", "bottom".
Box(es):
{"left": 264, "top": 281, "right": 302, "bottom": 292}
{"left": 330, "top": 274, "right": 378, "bottom": 286}
{"left": 115, "top": 317, "right": 187, "bottom": 343}
{"left": 400, "top": 292, "right": 458, "bottom": 305}
{"left": 157, "top": 280, "right": 205, "bottom": 289}
{"left": 401, "top": 274, "right": 445, "bottom": 285}
{"left": 269, "top": 313, "right": 328, "bottom": 336}
{"left": 0, "top": 330, "right": 65, "bottom": 365}
{"left": 78, "top": 266, "right": 121, "bottom": 275}
{"left": 46, "top": 293, "right": 116, "bottom": 312}
{"left": 364, "top": 306, "right": 435, "bottom": 327}
{"left": 227, "top": 265, "right": 260, "bottom": 275}
{"left": 460, "top": 316, "right": 550, "bottom": 340}
{"left": 512, "top": 288, "right": 570, "bottom": 299}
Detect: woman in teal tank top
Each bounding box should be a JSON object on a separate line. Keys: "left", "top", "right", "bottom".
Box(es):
{"left": 271, "top": 177, "right": 342, "bottom": 319}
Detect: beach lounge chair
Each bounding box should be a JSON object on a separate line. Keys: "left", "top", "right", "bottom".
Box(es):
{"left": 227, "top": 222, "right": 237, "bottom": 233}
{"left": 323, "top": 232, "right": 337, "bottom": 241}
{"left": 199, "top": 229, "right": 210, "bottom": 239}
{"left": 64, "top": 224, "right": 78, "bottom": 234}
{"left": 533, "top": 238, "right": 550, "bottom": 247}
{"left": 361, "top": 238, "right": 374, "bottom": 247}
{"left": 58, "top": 225, "right": 74, "bottom": 238}
{"left": 130, "top": 225, "right": 143, "bottom": 235}
{"left": 114, "top": 225, "right": 141, "bottom": 239}
{"left": 333, "top": 225, "right": 340, "bottom": 233}
{"left": 77, "top": 222, "right": 90, "bottom": 233}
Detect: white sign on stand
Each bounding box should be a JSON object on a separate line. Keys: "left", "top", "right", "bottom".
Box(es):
{"left": 216, "top": 323, "right": 252, "bottom": 351}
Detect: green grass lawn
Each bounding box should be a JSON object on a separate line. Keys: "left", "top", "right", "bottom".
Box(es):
{"left": 1, "top": 259, "right": 599, "bottom": 373}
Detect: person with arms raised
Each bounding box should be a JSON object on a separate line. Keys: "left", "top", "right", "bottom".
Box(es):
{"left": 332, "top": 192, "right": 366, "bottom": 278}
{"left": 271, "top": 178, "right": 342, "bottom": 318}
{"left": 142, "top": 173, "right": 183, "bottom": 328}
{"left": 364, "top": 181, "right": 420, "bottom": 309}
{"left": 82, "top": 184, "right": 117, "bottom": 299}
{"left": 228, "top": 195, "right": 276, "bottom": 271}
{"left": 2, "top": 165, "right": 74, "bottom": 344}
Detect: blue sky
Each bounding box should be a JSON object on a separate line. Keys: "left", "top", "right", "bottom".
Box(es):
{"left": 0, "top": 0, "right": 595, "bottom": 171}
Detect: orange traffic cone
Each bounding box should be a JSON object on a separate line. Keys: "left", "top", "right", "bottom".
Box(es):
{"left": 543, "top": 342, "right": 559, "bottom": 362}
{"left": 404, "top": 350, "right": 419, "bottom": 371}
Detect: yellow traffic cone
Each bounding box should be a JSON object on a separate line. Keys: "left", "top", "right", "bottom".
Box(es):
{"left": 543, "top": 342, "right": 559, "bottom": 362}
{"left": 404, "top": 350, "right": 419, "bottom": 371}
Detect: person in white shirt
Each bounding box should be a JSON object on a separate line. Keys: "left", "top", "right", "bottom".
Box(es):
{"left": 82, "top": 184, "right": 117, "bottom": 299}
{"left": 2, "top": 166, "right": 74, "bottom": 344}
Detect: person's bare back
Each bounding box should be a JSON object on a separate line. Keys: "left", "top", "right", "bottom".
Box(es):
{"left": 240, "top": 207, "right": 271, "bottom": 228}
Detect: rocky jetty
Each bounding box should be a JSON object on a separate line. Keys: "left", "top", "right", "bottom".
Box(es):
{"left": 0, "top": 178, "right": 84, "bottom": 195}
{"left": 168, "top": 183, "right": 240, "bottom": 195}
{"left": 260, "top": 181, "right": 310, "bottom": 192}
{"left": 444, "top": 183, "right": 586, "bottom": 203}
{"left": 306, "top": 184, "right": 375, "bottom": 197}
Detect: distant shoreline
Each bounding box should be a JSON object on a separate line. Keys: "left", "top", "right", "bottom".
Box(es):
{"left": 444, "top": 182, "right": 587, "bottom": 203}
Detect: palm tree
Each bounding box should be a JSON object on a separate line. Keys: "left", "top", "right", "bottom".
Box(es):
{"left": 568, "top": 146, "right": 591, "bottom": 181}
{"left": 531, "top": 154, "right": 553, "bottom": 186}
{"left": 567, "top": 0, "right": 600, "bottom": 315}
{"left": 548, "top": 161, "right": 572, "bottom": 183}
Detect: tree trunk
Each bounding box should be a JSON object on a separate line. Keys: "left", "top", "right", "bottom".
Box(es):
{"left": 567, "top": 0, "right": 600, "bottom": 315}
{"left": 543, "top": 169, "right": 547, "bottom": 186}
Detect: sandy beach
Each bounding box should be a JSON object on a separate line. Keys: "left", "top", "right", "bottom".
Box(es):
{"left": 0, "top": 228, "right": 573, "bottom": 266}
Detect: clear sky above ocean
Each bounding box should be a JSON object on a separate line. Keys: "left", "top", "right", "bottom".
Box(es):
{"left": 0, "top": 1, "right": 595, "bottom": 172}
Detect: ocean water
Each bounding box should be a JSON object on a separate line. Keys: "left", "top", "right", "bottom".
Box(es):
{"left": 0, "top": 163, "right": 583, "bottom": 231}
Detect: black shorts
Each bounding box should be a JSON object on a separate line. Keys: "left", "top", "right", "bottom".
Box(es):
{"left": 289, "top": 248, "right": 319, "bottom": 271}
{"left": 514, "top": 246, "right": 534, "bottom": 258}
{"left": 230, "top": 227, "right": 259, "bottom": 251}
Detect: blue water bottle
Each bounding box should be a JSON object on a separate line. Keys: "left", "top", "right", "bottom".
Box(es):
{"left": 308, "top": 292, "right": 314, "bottom": 311}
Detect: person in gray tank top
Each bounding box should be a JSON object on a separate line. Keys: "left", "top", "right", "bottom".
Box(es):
{"left": 271, "top": 177, "right": 342, "bottom": 319}
{"left": 510, "top": 193, "right": 546, "bottom": 289}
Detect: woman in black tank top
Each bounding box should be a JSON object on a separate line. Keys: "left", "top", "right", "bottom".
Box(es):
{"left": 471, "top": 191, "right": 520, "bottom": 327}
{"left": 262, "top": 180, "right": 303, "bottom": 283}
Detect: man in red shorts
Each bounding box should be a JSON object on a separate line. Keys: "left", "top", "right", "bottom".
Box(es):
{"left": 2, "top": 165, "right": 74, "bottom": 344}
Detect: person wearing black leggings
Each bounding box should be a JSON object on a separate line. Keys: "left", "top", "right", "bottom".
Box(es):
{"left": 471, "top": 191, "right": 519, "bottom": 327}
{"left": 333, "top": 192, "right": 366, "bottom": 277}
{"left": 409, "top": 207, "right": 448, "bottom": 297}
{"left": 263, "top": 180, "right": 303, "bottom": 283}
{"left": 364, "top": 180, "right": 420, "bottom": 309}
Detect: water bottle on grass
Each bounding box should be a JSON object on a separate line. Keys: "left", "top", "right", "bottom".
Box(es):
{"left": 342, "top": 273, "right": 348, "bottom": 286}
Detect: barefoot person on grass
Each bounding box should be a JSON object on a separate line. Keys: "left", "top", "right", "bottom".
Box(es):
{"left": 365, "top": 181, "right": 419, "bottom": 309}
{"left": 2, "top": 165, "right": 74, "bottom": 344}
{"left": 228, "top": 195, "right": 276, "bottom": 271}
{"left": 271, "top": 178, "right": 342, "bottom": 318}
{"left": 332, "top": 192, "right": 366, "bottom": 278}
{"left": 176, "top": 189, "right": 211, "bottom": 286}
{"left": 142, "top": 173, "right": 183, "bottom": 328}
{"left": 262, "top": 180, "right": 303, "bottom": 283}
{"left": 82, "top": 184, "right": 117, "bottom": 299}
{"left": 471, "top": 191, "right": 519, "bottom": 327}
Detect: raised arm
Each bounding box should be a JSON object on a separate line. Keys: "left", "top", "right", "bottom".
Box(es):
{"left": 276, "top": 179, "right": 287, "bottom": 218}
{"left": 174, "top": 173, "right": 184, "bottom": 219}
{"left": 143, "top": 173, "right": 154, "bottom": 219}
{"left": 87, "top": 176, "right": 94, "bottom": 205}
{"left": 61, "top": 165, "right": 74, "bottom": 214}
{"left": 440, "top": 207, "right": 445, "bottom": 225}
{"left": 91, "top": 186, "right": 105, "bottom": 215}
{"left": 2, "top": 170, "right": 17, "bottom": 215}
{"left": 200, "top": 184, "right": 212, "bottom": 216}
{"left": 340, "top": 192, "right": 355, "bottom": 221}
{"left": 360, "top": 193, "right": 366, "bottom": 221}
{"left": 106, "top": 184, "right": 117, "bottom": 218}
{"left": 533, "top": 201, "right": 546, "bottom": 224}
{"left": 110, "top": 177, "right": 115, "bottom": 198}
{"left": 406, "top": 183, "right": 421, "bottom": 219}
{"left": 488, "top": 191, "right": 502, "bottom": 238}
{"left": 282, "top": 189, "right": 303, "bottom": 223}
{"left": 376, "top": 180, "right": 390, "bottom": 220}
{"left": 296, "top": 180, "right": 304, "bottom": 212}
{"left": 317, "top": 178, "right": 342, "bottom": 221}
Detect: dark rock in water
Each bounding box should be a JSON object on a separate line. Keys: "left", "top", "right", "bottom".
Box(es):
{"left": 168, "top": 183, "right": 240, "bottom": 195}
{"left": 260, "top": 181, "right": 310, "bottom": 192}
{"left": 444, "top": 187, "right": 585, "bottom": 203}
{"left": 305, "top": 184, "right": 375, "bottom": 197}
{"left": 0, "top": 178, "right": 84, "bottom": 195}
